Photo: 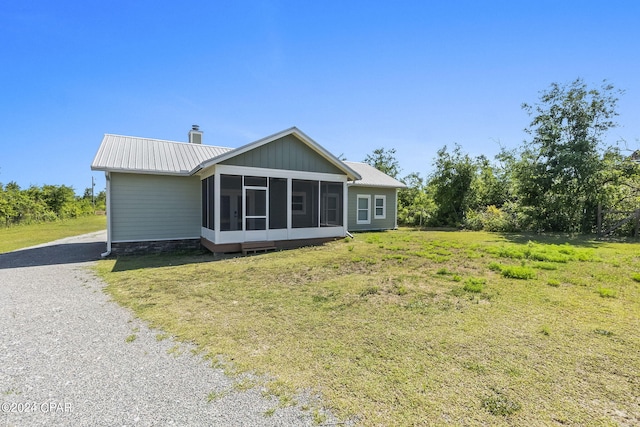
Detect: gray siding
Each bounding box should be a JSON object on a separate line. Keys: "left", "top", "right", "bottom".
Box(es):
{"left": 221, "top": 134, "right": 344, "bottom": 174}
{"left": 347, "top": 187, "right": 397, "bottom": 231}
{"left": 110, "top": 173, "right": 201, "bottom": 242}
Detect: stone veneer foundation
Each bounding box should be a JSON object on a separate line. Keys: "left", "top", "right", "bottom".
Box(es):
{"left": 110, "top": 239, "right": 202, "bottom": 255}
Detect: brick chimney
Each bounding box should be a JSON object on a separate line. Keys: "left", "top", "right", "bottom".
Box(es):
{"left": 188, "top": 125, "right": 203, "bottom": 144}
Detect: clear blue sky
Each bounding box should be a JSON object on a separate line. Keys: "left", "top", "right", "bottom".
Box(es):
{"left": 1, "top": 0, "right": 639, "bottom": 195}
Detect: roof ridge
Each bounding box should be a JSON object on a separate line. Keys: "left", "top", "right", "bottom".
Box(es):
{"left": 104, "top": 134, "right": 233, "bottom": 151}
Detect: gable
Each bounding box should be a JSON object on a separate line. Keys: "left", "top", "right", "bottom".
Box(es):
{"left": 220, "top": 134, "right": 345, "bottom": 175}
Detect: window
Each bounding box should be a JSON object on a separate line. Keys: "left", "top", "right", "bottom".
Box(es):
{"left": 374, "top": 195, "right": 386, "bottom": 219}
{"left": 291, "top": 192, "right": 306, "bottom": 215}
{"left": 356, "top": 195, "right": 371, "bottom": 224}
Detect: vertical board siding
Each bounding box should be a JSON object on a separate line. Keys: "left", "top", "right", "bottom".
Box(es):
{"left": 221, "top": 134, "right": 344, "bottom": 174}
{"left": 347, "top": 187, "right": 397, "bottom": 231}
{"left": 111, "top": 173, "right": 201, "bottom": 241}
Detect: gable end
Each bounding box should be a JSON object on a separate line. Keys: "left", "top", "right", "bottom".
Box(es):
{"left": 220, "top": 134, "right": 344, "bottom": 174}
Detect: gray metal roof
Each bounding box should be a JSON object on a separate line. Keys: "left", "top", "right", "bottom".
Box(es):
{"left": 345, "top": 161, "right": 407, "bottom": 188}
{"left": 91, "top": 133, "right": 404, "bottom": 189}
{"left": 91, "top": 134, "right": 232, "bottom": 175}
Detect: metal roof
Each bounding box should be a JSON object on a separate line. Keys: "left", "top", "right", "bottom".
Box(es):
{"left": 91, "top": 133, "right": 404, "bottom": 189}
{"left": 91, "top": 134, "right": 232, "bottom": 175}
{"left": 345, "top": 161, "right": 407, "bottom": 188}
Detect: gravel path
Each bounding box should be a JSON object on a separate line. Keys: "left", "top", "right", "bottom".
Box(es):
{"left": 0, "top": 231, "right": 320, "bottom": 426}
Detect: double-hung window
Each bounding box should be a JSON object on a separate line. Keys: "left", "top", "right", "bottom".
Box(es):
{"left": 356, "top": 195, "right": 371, "bottom": 225}
{"left": 374, "top": 195, "right": 386, "bottom": 219}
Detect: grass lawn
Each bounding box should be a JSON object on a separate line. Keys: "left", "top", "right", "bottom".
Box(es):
{"left": 0, "top": 215, "right": 106, "bottom": 253}
{"left": 95, "top": 230, "right": 640, "bottom": 426}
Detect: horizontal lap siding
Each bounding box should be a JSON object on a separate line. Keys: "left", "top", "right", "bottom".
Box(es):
{"left": 347, "top": 187, "right": 397, "bottom": 231}
{"left": 111, "top": 173, "right": 201, "bottom": 241}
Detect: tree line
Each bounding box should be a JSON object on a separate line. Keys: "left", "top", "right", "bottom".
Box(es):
{"left": 365, "top": 79, "right": 640, "bottom": 235}
{"left": 0, "top": 182, "right": 106, "bottom": 227}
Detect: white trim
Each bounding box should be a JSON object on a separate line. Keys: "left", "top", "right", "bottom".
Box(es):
{"left": 206, "top": 164, "right": 347, "bottom": 183}
{"left": 104, "top": 172, "right": 112, "bottom": 255}
{"left": 343, "top": 182, "right": 349, "bottom": 232}
{"left": 374, "top": 195, "right": 386, "bottom": 219}
{"left": 356, "top": 194, "right": 371, "bottom": 225}
{"left": 193, "top": 127, "right": 361, "bottom": 180}
{"left": 201, "top": 227, "right": 215, "bottom": 242}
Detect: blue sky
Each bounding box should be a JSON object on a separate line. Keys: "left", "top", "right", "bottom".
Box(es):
{"left": 1, "top": 1, "right": 639, "bottom": 195}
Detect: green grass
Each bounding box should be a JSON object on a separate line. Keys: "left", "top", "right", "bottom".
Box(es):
{"left": 95, "top": 230, "right": 640, "bottom": 426}
{"left": 0, "top": 215, "right": 106, "bottom": 253}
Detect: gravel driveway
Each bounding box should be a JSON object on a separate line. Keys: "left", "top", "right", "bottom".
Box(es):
{"left": 0, "top": 231, "right": 320, "bottom": 426}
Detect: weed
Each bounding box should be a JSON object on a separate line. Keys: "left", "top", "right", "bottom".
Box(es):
{"left": 347, "top": 245, "right": 354, "bottom": 252}
{"left": 393, "top": 284, "right": 408, "bottom": 296}
{"left": 547, "top": 279, "right": 561, "bottom": 287}
{"left": 597, "top": 287, "right": 617, "bottom": 298}
{"left": 501, "top": 265, "right": 535, "bottom": 280}
{"left": 488, "top": 261, "right": 502, "bottom": 272}
{"left": 264, "top": 407, "right": 277, "bottom": 417}
{"left": 125, "top": 334, "right": 137, "bottom": 343}
{"left": 632, "top": 273, "right": 640, "bottom": 283}
{"left": 156, "top": 333, "right": 170, "bottom": 341}
{"left": 533, "top": 262, "right": 558, "bottom": 270}
{"left": 540, "top": 325, "right": 551, "bottom": 336}
{"left": 312, "top": 408, "right": 327, "bottom": 425}
{"left": 359, "top": 286, "right": 380, "bottom": 297}
{"left": 594, "top": 329, "right": 614, "bottom": 337}
{"left": 463, "top": 278, "right": 486, "bottom": 293}
{"left": 481, "top": 389, "right": 521, "bottom": 416}
{"left": 207, "top": 390, "right": 228, "bottom": 402}
{"left": 436, "top": 267, "right": 450, "bottom": 275}
{"left": 452, "top": 275, "right": 462, "bottom": 282}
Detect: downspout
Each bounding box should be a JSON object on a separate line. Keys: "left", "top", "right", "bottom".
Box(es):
{"left": 101, "top": 171, "right": 112, "bottom": 257}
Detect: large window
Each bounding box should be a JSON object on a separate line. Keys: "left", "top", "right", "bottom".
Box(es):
{"left": 374, "top": 195, "right": 386, "bottom": 219}
{"left": 220, "top": 175, "right": 242, "bottom": 231}
{"left": 292, "top": 180, "right": 318, "bottom": 228}
{"left": 357, "top": 194, "right": 371, "bottom": 225}
{"left": 320, "top": 182, "right": 343, "bottom": 227}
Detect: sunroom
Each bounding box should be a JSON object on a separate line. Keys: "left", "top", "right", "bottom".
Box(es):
{"left": 196, "top": 128, "right": 361, "bottom": 250}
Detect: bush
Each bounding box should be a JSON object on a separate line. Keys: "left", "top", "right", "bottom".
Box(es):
{"left": 464, "top": 205, "right": 520, "bottom": 232}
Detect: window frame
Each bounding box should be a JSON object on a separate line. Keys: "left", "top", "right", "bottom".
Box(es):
{"left": 356, "top": 194, "right": 371, "bottom": 225}
{"left": 374, "top": 194, "right": 386, "bottom": 220}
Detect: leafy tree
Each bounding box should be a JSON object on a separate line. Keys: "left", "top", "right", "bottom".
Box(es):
{"left": 428, "top": 145, "right": 477, "bottom": 226}
{"left": 398, "top": 172, "right": 435, "bottom": 226}
{"left": 364, "top": 148, "right": 401, "bottom": 179}
{"left": 515, "top": 79, "right": 624, "bottom": 232}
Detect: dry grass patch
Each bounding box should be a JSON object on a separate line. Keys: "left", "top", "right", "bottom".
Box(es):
{"left": 95, "top": 230, "right": 640, "bottom": 426}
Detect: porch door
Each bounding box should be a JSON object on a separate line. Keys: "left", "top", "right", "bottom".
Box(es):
{"left": 244, "top": 187, "right": 268, "bottom": 241}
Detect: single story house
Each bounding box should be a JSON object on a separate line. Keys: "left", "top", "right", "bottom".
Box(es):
{"left": 91, "top": 126, "right": 406, "bottom": 255}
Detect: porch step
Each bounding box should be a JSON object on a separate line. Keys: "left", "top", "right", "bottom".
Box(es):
{"left": 241, "top": 241, "right": 277, "bottom": 256}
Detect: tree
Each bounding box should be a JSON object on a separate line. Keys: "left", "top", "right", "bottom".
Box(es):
{"left": 364, "top": 148, "right": 401, "bottom": 179}
{"left": 398, "top": 172, "right": 435, "bottom": 227}
{"left": 428, "top": 144, "right": 477, "bottom": 227}
{"left": 515, "top": 79, "right": 624, "bottom": 232}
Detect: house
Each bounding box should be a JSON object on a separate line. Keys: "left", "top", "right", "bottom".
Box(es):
{"left": 91, "top": 126, "right": 406, "bottom": 255}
